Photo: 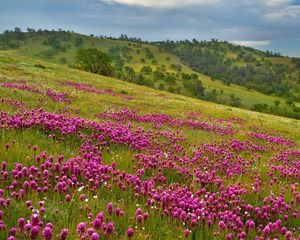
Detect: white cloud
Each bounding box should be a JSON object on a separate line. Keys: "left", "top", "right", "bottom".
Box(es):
{"left": 264, "top": 5, "right": 300, "bottom": 20}
{"left": 231, "top": 40, "right": 271, "bottom": 47}
{"left": 103, "top": 0, "right": 221, "bottom": 8}
{"left": 263, "top": 0, "right": 292, "bottom": 7}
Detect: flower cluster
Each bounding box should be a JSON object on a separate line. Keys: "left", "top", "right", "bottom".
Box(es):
{"left": 64, "top": 81, "right": 133, "bottom": 100}
{"left": 1, "top": 81, "right": 72, "bottom": 103}
{"left": 0, "top": 93, "right": 299, "bottom": 239}
{"left": 97, "top": 108, "right": 234, "bottom": 135}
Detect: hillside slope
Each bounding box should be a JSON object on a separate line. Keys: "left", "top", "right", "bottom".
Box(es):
{"left": 156, "top": 39, "right": 300, "bottom": 97}
{"left": 0, "top": 51, "right": 300, "bottom": 239}
{"left": 1, "top": 30, "right": 299, "bottom": 119}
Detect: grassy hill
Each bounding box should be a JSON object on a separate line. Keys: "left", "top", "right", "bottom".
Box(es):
{"left": 156, "top": 40, "right": 300, "bottom": 100}
{"left": 0, "top": 51, "right": 300, "bottom": 239}
{"left": 1, "top": 30, "right": 300, "bottom": 119}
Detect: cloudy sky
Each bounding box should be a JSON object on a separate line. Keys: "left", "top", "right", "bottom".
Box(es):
{"left": 1, "top": 0, "right": 300, "bottom": 56}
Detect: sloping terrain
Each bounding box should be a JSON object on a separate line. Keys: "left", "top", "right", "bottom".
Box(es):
{"left": 0, "top": 51, "right": 299, "bottom": 239}
{"left": 156, "top": 39, "right": 300, "bottom": 96}
{"left": 1, "top": 30, "right": 299, "bottom": 119}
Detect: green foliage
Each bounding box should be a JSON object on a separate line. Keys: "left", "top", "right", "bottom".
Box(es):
{"left": 74, "top": 37, "right": 83, "bottom": 47}
{"left": 140, "top": 65, "right": 152, "bottom": 74}
{"left": 145, "top": 47, "right": 154, "bottom": 59}
{"left": 44, "top": 36, "right": 62, "bottom": 49}
{"left": 286, "top": 96, "right": 295, "bottom": 106}
{"left": 195, "top": 79, "right": 205, "bottom": 97}
{"left": 157, "top": 40, "right": 299, "bottom": 99}
{"left": 251, "top": 102, "right": 300, "bottom": 119}
{"left": 274, "top": 99, "right": 281, "bottom": 107}
{"left": 170, "top": 63, "right": 182, "bottom": 72}
{"left": 205, "top": 89, "right": 218, "bottom": 101}
{"left": 75, "top": 48, "right": 114, "bottom": 76}
{"left": 13, "top": 27, "right": 26, "bottom": 41}
{"left": 39, "top": 49, "right": 57, "bottom": 59}
{"left": 33, "top": 63, "right": 46, "bottom": 69}
{"left": 158, "top": 83, "right": 165, "bottom": 90}
{"left": 59, "top": 57, "right": 67, "bottom": 64}
{"left": 123, "top": 66, "right": 136, "bottom": 82}
{"left": 230, "top": 94, "right": 241, "bottom": 107}
{"left": 165, "top": 73, "right": 176, "bottom": 84}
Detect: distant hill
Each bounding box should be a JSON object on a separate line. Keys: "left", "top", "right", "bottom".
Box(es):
{"left": 1, "top": 29, "right": 300, "bottom": 119}
{"left": 155, "top": 39, "right": 300, "bottom": 96}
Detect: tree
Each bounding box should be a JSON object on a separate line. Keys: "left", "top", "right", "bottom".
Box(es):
{"left": 13, "top": 27, "right": 25, "bottom": 41}
{"left": 121, "top": 66, "right": 135, "bottom": 82}
{"left": 165, "top": 74, "right": 176, "bottom": 84}
{"left": 230, "top": 94, "right": 241, "bottom": 107}
{"left": 274, "top": 100, "right": 281, "bottom": 107}
{"left": 75, "top": 48, "right": 114, "bottom": 76}
{"left": 286, "top": 97, "right": 295, "bottom": 106}
{"left": 140, "top": 66, "right": 152, "bottom": 74}
{"left": 74, "top": 37, "right": 83, "bottom": 47}
{"left": 27, "top": 27, "right": 36, "bottom": 33}
{"left": 195, "top": 80, "right": 205, "bottom": 97}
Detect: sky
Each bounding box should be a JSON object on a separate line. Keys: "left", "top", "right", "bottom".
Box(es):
{"left": 0, "top": 0, "right": 300, "bottom": 56}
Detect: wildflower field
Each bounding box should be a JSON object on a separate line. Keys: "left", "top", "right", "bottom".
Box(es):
{"left": 0, "top": 51, "right": 299, "bottom": 239}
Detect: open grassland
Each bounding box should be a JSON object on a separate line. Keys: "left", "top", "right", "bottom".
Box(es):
{"left": 0, "top": 51, "right": 299, "bottom": 239}
{"left": 5, "top": 32, "right": 298, "bottom": 115}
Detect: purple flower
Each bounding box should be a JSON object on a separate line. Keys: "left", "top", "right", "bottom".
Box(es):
{"left": 59, "top": 229, "right": 69, "bottom": 240}
{"left": 105, "top": 222, "right": 114, "bottom": 235}
{"left": 90, "top": 232, "right": 100, "bottom": 240}
{"left": 9, "top": 227, "right": 17, "bottom": 236}
{"left": 30, "top": 225, "right": 40, "bottom": 239}
{"left": 42, "top": 226, "right": 53, "bottom": 240}
{"left": 107, "top": 202, "right": 113, "bottom": 214}
{"left": 184, "top": 229, "right": 190, "bottom": 238}
{"left": 77, "top": 222, "right": 87, "bottom": 234}
{"left": 127, "top": 227, "right": 134, "bottom": 238}
{"left": 18, "top": 218, "right": 26, "bottom": 229}
{"left": 136, "top": 214, "right": 143, "bottom": 224}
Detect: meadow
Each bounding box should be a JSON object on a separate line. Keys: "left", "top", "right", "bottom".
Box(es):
{"left": 3, "top": 31, "right": 299, "bottom": 118}
{"left": 0, "top": 50, "right": 299, "bottom": 239}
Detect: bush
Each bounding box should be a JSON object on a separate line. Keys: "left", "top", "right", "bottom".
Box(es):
{"left": 59, "top": 57, "right": 67, "bottom": 64}
{"left": 33, "top": 64, "right": 46, "bottom": 69}
{"left": 39, "top": 49, "right": 56, "bottom": 58}
{"left": 74, "top": 37, "right": 83, "bottom": 47}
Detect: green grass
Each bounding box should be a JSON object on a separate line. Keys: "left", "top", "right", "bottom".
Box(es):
{"left": 0, "top": 51, "right": 299, "bottom": 239}
{"left": 3, "top": 32, "right": 299, "bottom": 117}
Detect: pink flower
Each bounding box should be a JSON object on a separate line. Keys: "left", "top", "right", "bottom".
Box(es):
{"left": 127, "top": 227, "right": 134, "bottom": 238}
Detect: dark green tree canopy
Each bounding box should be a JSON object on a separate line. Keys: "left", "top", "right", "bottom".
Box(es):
{"left": 76, "top": 48, "right": 113, "bottom": 76}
